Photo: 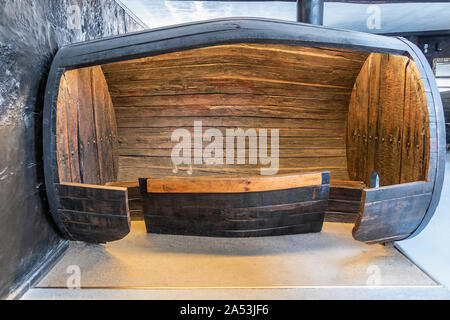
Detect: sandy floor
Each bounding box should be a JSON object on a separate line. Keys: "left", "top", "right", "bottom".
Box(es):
{"left": 34, "top": 222, "right": 435, "bottom": 288}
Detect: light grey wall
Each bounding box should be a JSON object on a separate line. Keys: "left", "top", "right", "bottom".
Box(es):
{"left": 396, "top": 152, "right": 450, "bottom": 288}
{"left": 122, "top": 0, "right": 450, "bottom": 34}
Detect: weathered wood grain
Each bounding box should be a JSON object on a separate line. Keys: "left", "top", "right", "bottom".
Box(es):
{"left": 399, "top": 62, "right": 429, "bottom": 183}
{"left": 56, "top": 66, "right": 119, "bottom": 185}
{"left": 148, "top": 222, "right": 324, "bottom": 238}
{"left": 101, "top": 44, "right": 368, "bottom": 180}
{"left": 325, "top": 180, "right": 365, "bottom": 223}
{"left": 56, "top": 183, "right": 130, "bottom": 243}
{"left": 144, "top": 172, "right": 324, "bottom": 193}
{"left": 346, "top": 53, "right": 430, "bottom": 186}
{"left": 92, "top": 66, "right": 119, "bottom": 184}
{"left": 56, "top": 72, "right": 81, "bottom": 183}
{"left": 352, "top": 181, "right": 433, "bottom": 243}
{"left": 76, "top": 67, "right": 100, "bottom": 184}
{"left": 140, "top": 172, "right": 329, "bottom": 237}
{"left": 106, "top": 180, "right": 143, "bottom": 220}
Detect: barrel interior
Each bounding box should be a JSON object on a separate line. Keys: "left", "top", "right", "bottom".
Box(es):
{"left": 55, "top": 43, "right": 430, "bottom": 220}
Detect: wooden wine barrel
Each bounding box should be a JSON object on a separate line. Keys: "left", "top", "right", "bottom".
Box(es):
{"left": 43, "top": 18, "right": 445, "bottom": 244}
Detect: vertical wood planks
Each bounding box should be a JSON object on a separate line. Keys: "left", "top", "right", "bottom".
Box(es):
{"left": 346, "top": 56, "right": 370, "bottom": 182}
{"left": 400, "top": 62, "right": 430, "bottom": 183}
{"left": 57, "top": 72, "right": 81, "bottom": 183}
{"left": 56, "top": 66, "right": 119, "bottom": 185}
{"left": 347, "top": 51, "right": 436, "bottom": 243}
{"left": 346, "top": 53, "right": 430, "bottom": 187}
{"left": 91, "top": 66, "right": 119, "bottom": 184}
{"left": 365, "top": 54, "right": 381, "bottom": 185}
{"left": 375, "top": 54, "right": 409, "bottom": 186}
{"left": 77, "top": 68, "right": 100, "bottom": 184}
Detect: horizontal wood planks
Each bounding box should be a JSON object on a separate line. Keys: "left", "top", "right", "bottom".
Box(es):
{"left": 352, "top": 181, "right": 433, "bottom": 243}
{"left": 144, "top": 172, "right": 324, "bottom": 193}
{"left": 56, "top": 183, "right": 131, "bottom": 243}
{"left": 108, "top": 176, "right": 362, "bottom": 223}
{"left": 56, "top": 66, "right": 119, "bottom": 185}
{"left": 101, "top": 44, "right": 369, "bottom": 180}
{"left": 140, "top": 172, "right": 330, "bottom": 237}
{"left": 106, "top": 181, "right": 142, "bottom": 220}
{"left": 325, "top": 180, "right": 365, "bottom": 223}
{"left": 346, "top": 53, "right": 430, "bottom": 186}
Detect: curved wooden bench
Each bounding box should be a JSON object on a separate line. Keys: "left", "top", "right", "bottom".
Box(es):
{"left": 138, "top": 172, "right": 330, "bottom": 237}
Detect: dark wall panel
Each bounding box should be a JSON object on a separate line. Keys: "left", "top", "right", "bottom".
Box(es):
{"left": 0, "top": 0, "right": 143, "bottom": 299}
{"left": 414, "top": 35, "right": 450, "bottom": 68}
{"left": 441, "top": 91, "right": 450, "bottom": 146}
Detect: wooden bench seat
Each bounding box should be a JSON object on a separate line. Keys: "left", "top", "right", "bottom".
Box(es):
{"left": 107, "top": 177, "right": 366, "bottom": 224}
{"left": 137, "top": 172, "right": 330, "bottom": 237}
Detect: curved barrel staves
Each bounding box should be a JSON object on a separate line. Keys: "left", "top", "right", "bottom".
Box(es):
{"left": 42, "top": 18, "right": 444, "bottom": 243}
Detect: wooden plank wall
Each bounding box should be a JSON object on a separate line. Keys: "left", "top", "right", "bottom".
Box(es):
{"left": 56, "top": 66, "right": 119, "bottom": 185}
{"left": 101, "top": 44, "right": 369, "bottom": 180}
{"left": 346, "top": 53, "right": 430, "bottom": 187}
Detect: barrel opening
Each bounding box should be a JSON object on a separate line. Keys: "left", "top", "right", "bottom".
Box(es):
{"left": 53, "top": 42, "right": 431, "bottom": 239}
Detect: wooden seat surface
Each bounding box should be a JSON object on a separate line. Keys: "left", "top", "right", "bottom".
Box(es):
{"left": 139, "top": 172, "right": 326, "bottom": 194}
